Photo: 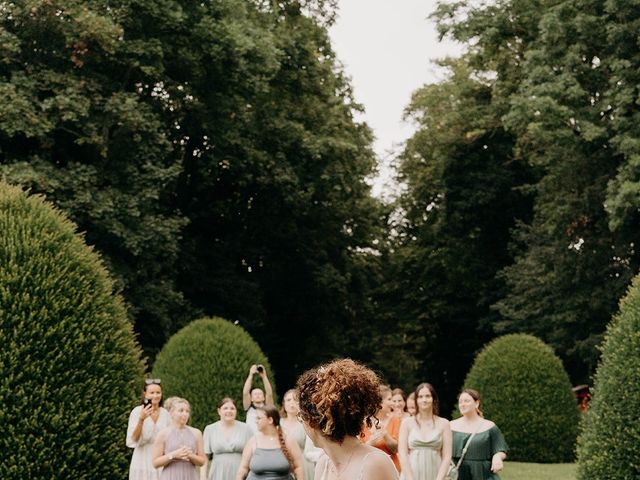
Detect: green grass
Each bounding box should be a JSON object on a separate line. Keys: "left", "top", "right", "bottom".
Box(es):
{"left": 500, "top": 462, "right": 577, "bottom": 480}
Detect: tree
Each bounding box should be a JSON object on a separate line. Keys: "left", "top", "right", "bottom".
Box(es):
{"left": 152, "top": 317, "right": 273, "bottom": 429}
{"left": 384, "top": 59, "right": 533, "bottom": 409}
{"left": 576, "top": 274, "right": 640, "bottom": 479}
{"left": 0, "top": 182, "right": 144, "bottom": 479}
{"left": 463, "top": 334, "right": 579, "bottom": 462}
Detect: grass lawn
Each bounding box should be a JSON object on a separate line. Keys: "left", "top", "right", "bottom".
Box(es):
{"left": 500, "top": 461, "right": 577, "bottom": 480}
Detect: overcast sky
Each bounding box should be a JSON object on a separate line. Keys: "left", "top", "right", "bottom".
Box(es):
{"left": 328, "top": 0, "right": 463, "bottom": 197}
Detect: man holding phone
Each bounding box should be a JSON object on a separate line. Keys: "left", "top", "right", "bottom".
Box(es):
{"left": 242, "top": 364, "right": 274, "bottom": 434}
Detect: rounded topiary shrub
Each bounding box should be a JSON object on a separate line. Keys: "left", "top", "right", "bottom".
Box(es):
{"left": 0, "top": 182, "right": 145, "bottom": 479}
{"left": 152, "top": 317, "right": 274, "bottom": 429}
{"left": 576, "top": 274, "right": 640, "bottom": 479}
{"left": 461, "top": 334, "right": 579, "bottom": 463}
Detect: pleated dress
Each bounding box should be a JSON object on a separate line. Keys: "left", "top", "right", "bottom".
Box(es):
{"left": 203, "top": 421, "right": 252, "bottom": 480}
{"left": 407, "top": 428, "right": 443, "bottom": 480}
{"left": 451, "top": 426, "right": 508, "bottom": 480}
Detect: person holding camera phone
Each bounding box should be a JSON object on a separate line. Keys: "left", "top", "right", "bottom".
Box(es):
{"left": 127, "top": 379, "right": 172, "bottom": 480}
{"left": 243, "top": 364, "right": 274, "bottom": 434}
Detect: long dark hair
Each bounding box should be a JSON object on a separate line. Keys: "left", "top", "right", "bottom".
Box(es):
{"left": 258, "top": 405, "right": 293, "bottom": 468}
{"left": 414, "top": 383, "right": 439, "bottom": 426}
{"left": 139, "top": 381, "right": 163, "bottom": 407}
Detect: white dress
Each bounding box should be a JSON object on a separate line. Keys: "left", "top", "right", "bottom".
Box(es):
{"left": 127, "top": 406, "right": 172, "bottom": 480}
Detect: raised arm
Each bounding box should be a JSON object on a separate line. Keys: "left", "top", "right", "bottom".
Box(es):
{"left": 260, "top": 366, "right": 274, "bottom": 405}
{"left": 243, "top": 365, "right": 258, "bottom": 410}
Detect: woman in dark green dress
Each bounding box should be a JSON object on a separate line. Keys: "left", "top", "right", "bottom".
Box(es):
{"left": 450, "top": 389, "right": 507, "bottom": 480}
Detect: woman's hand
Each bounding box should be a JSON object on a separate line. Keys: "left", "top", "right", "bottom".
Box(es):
{"left": 172, "top": 446, "right": 191, "bottom": 461}
{"left": 491, "top": 453, "right": 504, "bottom": 473}
{"left": 139, "top": 404, "right": 153, "bottom": 420}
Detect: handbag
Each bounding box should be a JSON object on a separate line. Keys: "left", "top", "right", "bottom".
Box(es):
{"left": 445, "top": 426, "right": 480, "bottom": 480}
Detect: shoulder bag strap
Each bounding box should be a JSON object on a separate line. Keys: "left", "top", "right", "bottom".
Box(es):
{"left": 455, "top": 424, "right": 482, "bottom": 469}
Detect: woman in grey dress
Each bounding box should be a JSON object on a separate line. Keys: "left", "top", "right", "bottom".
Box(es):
{"left": 235, "top": 405, "right": 304, "bottom": 480}
{"left": 204, "top": 398, "right": 252, "bottom": 480}
{"left": 152, "top": 398, "right": 207, "bottom": 480}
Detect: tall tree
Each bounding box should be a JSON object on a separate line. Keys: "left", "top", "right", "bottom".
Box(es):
{"left": 0, "top": 0, "right": 191, "bottom": 356}
{"left": 385, "top": 59, "right": 533, "bottom": 410}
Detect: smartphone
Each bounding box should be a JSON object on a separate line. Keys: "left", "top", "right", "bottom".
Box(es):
{"left": 142, "top": 398, "right": 152, "bottom": 408}
{"left": 257, "top": 365, "right": 264, "bottom": 373}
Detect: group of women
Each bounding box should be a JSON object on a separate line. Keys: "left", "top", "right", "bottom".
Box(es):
{"left": 127, "top": 361, "right": 507, "bottom": 480}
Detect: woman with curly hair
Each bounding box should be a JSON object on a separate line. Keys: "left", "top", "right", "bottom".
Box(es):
{"left": 235, "top": 404, "right": 304, "bottom": 480}
{"left": 296, "top": 358, "right": 399, "bottom": 480}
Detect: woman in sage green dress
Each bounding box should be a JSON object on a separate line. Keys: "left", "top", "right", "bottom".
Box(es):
{"left": 398, "top": 383, "right": 451, "bottom": 480}
{"left": 203, "top": 398, "right": 252, "bottom": 480}
{"left": 280, "top": 389, "right": 316, "bottom": 480}
{"left": 450, "top": 389, "right": 508, "bottom": 480}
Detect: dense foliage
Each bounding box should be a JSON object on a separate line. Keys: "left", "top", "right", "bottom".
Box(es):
{"left": 0, "top": 182, "right": 144, "bottom": 479}
{"left": 463, "top": 334, "right": 579, "bottom": 463}
{"left": 577, "top": 275, "right": 640, "bottom": 479}
{"left": 152, "top": 317, "right": 274, "bottom": 430}
{"left": 0, "top": 0, "right": 384, "bottom": 389}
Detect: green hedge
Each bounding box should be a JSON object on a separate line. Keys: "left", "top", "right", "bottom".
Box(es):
{"left": 577, "top": 274, "right": 640, "bottom": 479}
{"left": 0, "top": 182, "right": 145, "bottom": 479}
{"left": 152, "top": 317, "right": 274, "bottom": 429}
{"left": 462, "top": 334, "right": 579, "bottom": 462}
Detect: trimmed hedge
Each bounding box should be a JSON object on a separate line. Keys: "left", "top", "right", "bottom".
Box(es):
{"left": 577, "top": 274, "right": 640, "bottom": 479}
{"left": 461, "top": 334, "right": 579, "bottom": 462}
{"left": 152, "top": 317, "right": 274, "bottom": 429}
{"left": 0, "top": 182, "right": 145, "bottom": 479}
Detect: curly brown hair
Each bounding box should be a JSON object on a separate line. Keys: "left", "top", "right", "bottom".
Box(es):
{"left": 295, "top": 358, "right": 381, "bottom": 444}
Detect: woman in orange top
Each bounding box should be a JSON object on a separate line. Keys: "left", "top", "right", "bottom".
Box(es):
{"left": 361, "top": 385, "right": 402, "bottom": 473}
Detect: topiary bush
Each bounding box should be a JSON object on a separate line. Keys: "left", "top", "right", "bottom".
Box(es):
{"left": 576, "top": 274, "right": 640, "bottom": 479}
{"left": 152, "top": 317, "right": 275, "bottom": 429}
{"left": 461, "top": 333, "right": 579, "bottom": 462}
{"left": 0, "top": 182, "right": 145, "bottom": 479}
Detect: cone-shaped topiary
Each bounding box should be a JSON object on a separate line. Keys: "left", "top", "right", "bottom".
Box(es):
{"left": 461, "top": 334, "right": 579, "bottom": 462}
{"left": 576, "top": 274, "right": 640, "bottom": 479}
{"left": 0, "top": 182, "right": 145, "bottom": 479}
{"left": 152, "top": 317, "right": 275, "bottom": 429}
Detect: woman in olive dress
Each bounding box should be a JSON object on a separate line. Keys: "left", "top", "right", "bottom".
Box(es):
{"left": 449, "top": 389, "right": 507, "bottom": 480}
{"left": 204, "top": 398, "right": 252, "bottom": 480}
{"left": 398, "top": 383, "right": 451, "bottom": 480}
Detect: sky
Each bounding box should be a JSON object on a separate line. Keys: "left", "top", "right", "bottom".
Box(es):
{"left": 328, "top": 0, "right": 463, "bottom": 198}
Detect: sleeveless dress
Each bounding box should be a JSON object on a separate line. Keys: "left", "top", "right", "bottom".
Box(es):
{"left": 407, "top": 428, "right": 443, "bottom": 480}
{"left": 126, "top": 406, "right": 172, "bottom": 480}
{"left": 246, "top": 447, "right": 292, "bottom": 480}
{"left": 161, "top": 427, "right": 198, "bottom": 480}
{"left": 316, "top": 450, "right": 399, "bottom": 480}
{"left": 203, "top": 421, "right": 252, "bottom": 480}
{"left": 451, "top": 426, "right": 508, "bottom": 480}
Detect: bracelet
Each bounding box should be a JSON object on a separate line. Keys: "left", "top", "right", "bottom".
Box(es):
{"left": 168, "top": 452, "right": 174, "bottom": 461}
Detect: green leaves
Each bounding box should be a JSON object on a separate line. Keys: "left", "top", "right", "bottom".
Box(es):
{"left": 463, "top": 334, "right": 579, "bottom": 463}
{"left": 0, "top": 182, "right": 145, "bottom": 479}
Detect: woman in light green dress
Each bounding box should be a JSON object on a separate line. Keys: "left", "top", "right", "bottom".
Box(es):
{"left": 398, "top": 383, "right": 452, "bottom": 480}
{"left": 280, "top": 389, "right": 315, "bottom": 480}
{"left": 203, "top": 398, "right": 252, "bottom": 480}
